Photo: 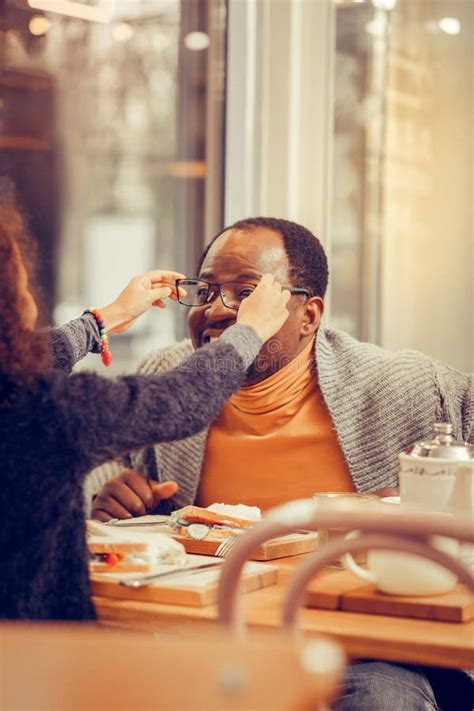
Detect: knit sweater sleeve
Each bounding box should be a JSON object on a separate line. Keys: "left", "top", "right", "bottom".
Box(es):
{"left": 432, "top": 359, "right": 473, "bottom": 444}
{"left": 50, "top": 324, "right": 262, "bottom": 474}
{"left": 83, "top": 341, "right": 193, "bottom": 510}
{"left": 48, "top": 314, "right": 101, "bottom": 373}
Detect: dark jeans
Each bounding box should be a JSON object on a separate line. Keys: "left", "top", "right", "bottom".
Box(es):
{"left": 334, "top": 662, "right": 474, "bottom": 711}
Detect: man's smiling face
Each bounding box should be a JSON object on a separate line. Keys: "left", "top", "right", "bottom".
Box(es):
{"left": 187, "top": 227, "right": 319, "bottom": 385}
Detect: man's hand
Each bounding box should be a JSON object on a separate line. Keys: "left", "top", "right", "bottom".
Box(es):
{"left": 91, "top": 469, "right": 178, "bottom": 522}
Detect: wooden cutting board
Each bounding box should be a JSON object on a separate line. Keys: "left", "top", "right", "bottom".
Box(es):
{"left": 90, "top": 555, "right": 277, "bottom": 607}
{"left": 174, "top": 531, "right": 319, "bottom": 560}
{"left": 305, "top": 570, "right": 474, "bottom": 623}
{"left": 100, "top": 517, "right": 319, "bottom": 560}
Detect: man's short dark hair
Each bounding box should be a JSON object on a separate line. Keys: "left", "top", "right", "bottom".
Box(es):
{"left": 198, "top": 216, "right": 329, "bottom": 299}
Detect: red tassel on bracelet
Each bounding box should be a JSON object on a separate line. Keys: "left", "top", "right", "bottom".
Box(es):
{"left": 82, "top": 308, "right": 113, "bottom": 367}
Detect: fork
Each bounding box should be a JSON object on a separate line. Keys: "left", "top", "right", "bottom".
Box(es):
{"left": 214, "top": 537, "right": 237, "bottom": 557}
{"left": 214, "top": 530, "right": 313, "bottom": 557}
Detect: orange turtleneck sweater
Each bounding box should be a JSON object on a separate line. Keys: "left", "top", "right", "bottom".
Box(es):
{"left": 196, "top": 338, "right": 354, "bottom": 511}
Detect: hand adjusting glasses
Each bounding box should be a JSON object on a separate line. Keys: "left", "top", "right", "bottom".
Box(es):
{"left": 176, "top": 278, "right": 311, "bottom": 310}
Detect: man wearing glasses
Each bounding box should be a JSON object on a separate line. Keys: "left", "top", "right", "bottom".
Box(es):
{"left": 88, "top": 216, "right": 471, "bottom": 520}
{"left": 87, "top": 216, "right": 472, "bottom": 711}
{"left": 89, "top": 216, "right": 361, "bottom": 517}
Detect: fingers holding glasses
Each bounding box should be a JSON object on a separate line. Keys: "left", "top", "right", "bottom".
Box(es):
{"left": 237, "top": 272, "right": 290, "bottom": 342}
{"left": 145, "top": 269, "right": 186, "bottom": 309}
{"left": 148, "top": 269, "right": 186, "bottom": 285}
{"left": 102, "top": 269, "right": 185, "bottom": 333}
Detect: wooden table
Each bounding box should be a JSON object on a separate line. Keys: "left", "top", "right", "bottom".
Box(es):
{"left": 93, "top": 554, "right": 474, "bottom": 670}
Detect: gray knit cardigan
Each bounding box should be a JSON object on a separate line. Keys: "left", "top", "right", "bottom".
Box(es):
{"left": 84, "top": 328, "right": 473, "bottom": 515}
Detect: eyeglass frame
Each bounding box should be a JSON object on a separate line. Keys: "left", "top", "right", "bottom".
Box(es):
{"left": 175, "top": 278, "right": 312, "bottom": 311}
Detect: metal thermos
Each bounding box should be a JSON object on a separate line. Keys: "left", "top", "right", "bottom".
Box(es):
{"left": 399, "top": 422, "right": 474, "bottom": 567}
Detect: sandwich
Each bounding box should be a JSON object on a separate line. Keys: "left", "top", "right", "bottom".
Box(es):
{"left": 172, "top": 504, "right": 261, "bottom": 540}
{"left": 89, "top": 537, "right": 155, "bottom": 573}
{"left": 87, "top": 527, "right": 187, "bottom": 573}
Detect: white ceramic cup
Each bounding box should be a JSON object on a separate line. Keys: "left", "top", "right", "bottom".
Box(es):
{"left": 399, "top": 455, "right": 474, "bottom": 572}
{"left": 342, "top": 498, "right": 459, "bottom": 596}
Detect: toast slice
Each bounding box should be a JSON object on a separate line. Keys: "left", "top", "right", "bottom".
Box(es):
{"left": 174, "top": 505, "right": 256, "bottom": 530}
{"left": 89, "top": 538, "right": 151, "bottom": 573}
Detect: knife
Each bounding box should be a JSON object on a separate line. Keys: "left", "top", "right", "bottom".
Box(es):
{"left": 120, "top": 561, "right": 224, "bottom": 588}
{"left": 105, "top": 519, "right": 171, "bottom": 527}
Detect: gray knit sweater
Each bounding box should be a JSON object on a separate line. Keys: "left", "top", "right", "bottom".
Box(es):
{"left": 85, "top": 328, "right": 473, "bottom": 514}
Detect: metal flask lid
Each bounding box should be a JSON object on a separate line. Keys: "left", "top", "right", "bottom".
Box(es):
{"left": 404, "top": 422, "right": 474, "bottom": 460}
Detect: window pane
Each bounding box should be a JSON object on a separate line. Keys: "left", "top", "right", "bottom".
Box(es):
{"left": 1, "top": 0, "right": 226, "bottom": 372}
{"left": 331, "top": 0, "right": 473, "bottom": 371}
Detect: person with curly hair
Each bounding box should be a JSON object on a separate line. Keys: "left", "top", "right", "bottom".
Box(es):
{"left": 0, "top": 207, "right": 291, "bottom": 621}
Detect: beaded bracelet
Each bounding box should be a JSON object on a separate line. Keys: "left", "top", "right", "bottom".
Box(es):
{"left": 82, "top": 308, "right": 112, "bottom": 367}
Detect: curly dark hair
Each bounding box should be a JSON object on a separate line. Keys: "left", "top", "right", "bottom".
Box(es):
{"left": 0, "top": 205, "right": 49, "bottom": 405}
{"left": 198, "top": 216, "right": 329, "bottom": 298}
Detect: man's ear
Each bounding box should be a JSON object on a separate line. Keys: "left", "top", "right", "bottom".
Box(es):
{"left": 300, "top": 297, "right": 324, "bottom": 337}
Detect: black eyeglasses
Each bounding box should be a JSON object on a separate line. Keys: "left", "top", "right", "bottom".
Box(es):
{"left": 176, "top": 278, "right": 311, "bottom": 310}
